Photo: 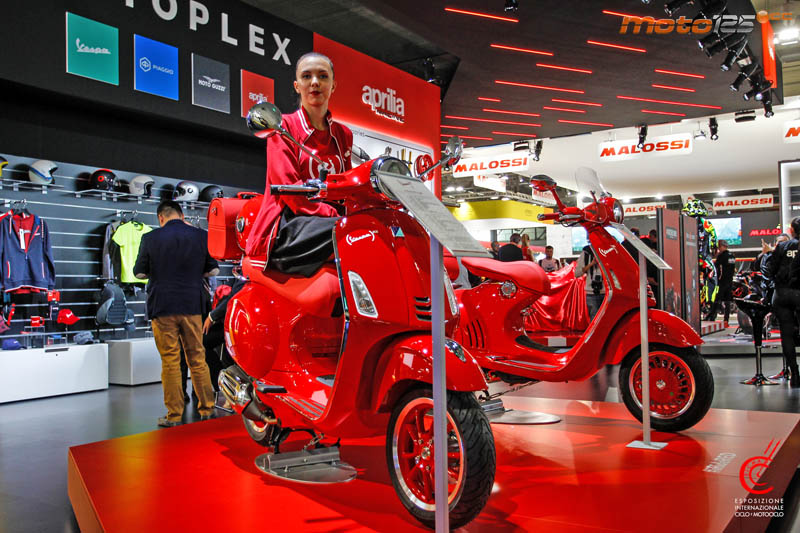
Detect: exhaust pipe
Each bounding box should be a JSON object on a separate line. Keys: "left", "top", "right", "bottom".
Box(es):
{"left": 219, "top": 366, "right": 277, "bottom": 425}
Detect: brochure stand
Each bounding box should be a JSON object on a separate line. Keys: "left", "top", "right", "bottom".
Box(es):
{"left": 610, "top": 223, "right": 672, "bottom": 451}
{"left": 377, "top": 170, "right": 489, "bottom": 533}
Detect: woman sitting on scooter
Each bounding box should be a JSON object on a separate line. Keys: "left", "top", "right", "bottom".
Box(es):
{"left": 245, "top": 52, "right": 353, "bottom": 276}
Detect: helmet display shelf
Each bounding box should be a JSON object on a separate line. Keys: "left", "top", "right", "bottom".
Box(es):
{"left": 0, "top": 176, "right": 64, "bottom": 194}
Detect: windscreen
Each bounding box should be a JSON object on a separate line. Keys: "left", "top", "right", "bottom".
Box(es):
{"left": 575, "top": 166, "right": 609, "bottom": 204}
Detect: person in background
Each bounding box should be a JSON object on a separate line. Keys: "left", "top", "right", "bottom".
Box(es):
{"left": 490, "top": 241, "right": 500, "bottom": 260}
{"left": 648, "top": 229, "right": 658, "bottom": 251}
{"left": 520, "top": 234, "right": 534, "bottom": 261}
{"left": 622, "top": 227, "right": 640, "bottom": 259}
{"left": 498, "top": 233, "right": 523, "bottom": 262}
{"left": 538, "top": 245, "right": 562, "bottom": 273}
{"left": 134, "top": 200, "right": 219, "bottom": 427}
{"left": 763, "top": 218, "right": 800, "bottom": 388}
{"left": 575, "top": 244, "right": 605, "bottom": 320}
{"left": 753, "top": 234, "right": 789, "bottom": 272}
{"left": 707, "top": 240, "right": 736, "bottom": 327}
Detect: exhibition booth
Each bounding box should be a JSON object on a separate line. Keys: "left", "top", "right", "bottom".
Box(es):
{"left": 0, "top": 0, "right": 799, "bottom": 532}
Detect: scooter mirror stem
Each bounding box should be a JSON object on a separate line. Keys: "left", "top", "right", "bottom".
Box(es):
{"left": 418, "top": 137, "right": 464, "bottom": 181}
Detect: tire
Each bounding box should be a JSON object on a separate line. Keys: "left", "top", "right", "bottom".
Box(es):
{"left": 618, "top": 344, "right": 714, "bottom": 432}
{"left": 243, "top": 415, "right": 274, "bottom": 447}
{"left": 386, "top": 387, "right": 495, "bottom": 530}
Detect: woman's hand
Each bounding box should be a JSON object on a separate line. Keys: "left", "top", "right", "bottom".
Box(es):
{"left": 203, "top": 315, "right": 213, "bottom": 335}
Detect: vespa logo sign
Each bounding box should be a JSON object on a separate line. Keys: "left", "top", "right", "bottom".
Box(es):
{"left": 712, "top": 194, "right": 773, "bottom": 211}
{"left": 362, "top": 85, "right": 405, "bottom": 123}
{"left": 598, "top": 133, "right": 692, "bottom": 162}
{"left": 784, "top": 120, "right": 800, "bottom": 144}
{"left": 346, "top": 230, "right": 378, "bottom": 246}
{"left": 453, "top": 154, "right": 531, "bottom": 177}
{"left": 75, "top": 38, "right": 111, "bottom": 55}
{"left": 623, "top": 202, "right": 667, "bottom": 216}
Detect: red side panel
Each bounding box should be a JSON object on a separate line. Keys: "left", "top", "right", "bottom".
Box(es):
{"left": 606, "top": 309, "right": 703, "bottom": 366}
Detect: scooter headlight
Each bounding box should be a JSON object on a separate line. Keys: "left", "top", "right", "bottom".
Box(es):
{"left": 443, "top": 270, "right": 459, "bottom": 316}
{"left": 612, "top": 199, "right": 624, "bottom": 223}
{"left": 500, "top": 281, "right": 517, "bottom": 298}
{"left": 348, "top": 271, "right": 378, "bottom": 318}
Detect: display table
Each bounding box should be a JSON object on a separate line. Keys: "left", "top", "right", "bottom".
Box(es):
{"left": 0, "top": 343, "right": 108, "bottom": 403}
{"left": 68, "top": 398, "right": 800, "bottom": 532}
{"left": 107, "top": 338, "right": 161, "bottom": 385}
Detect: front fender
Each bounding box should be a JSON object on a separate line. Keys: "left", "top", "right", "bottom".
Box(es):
{"left": 373, "top": 334, "right": 488, "bottom": 412}
{"left": 606, "top": 309, "right": 703, "bottom": 366}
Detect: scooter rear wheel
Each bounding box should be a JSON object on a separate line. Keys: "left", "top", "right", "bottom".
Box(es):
{"left": 387, "top": 387, "right": 495, "bottom": 529}
{"left": 619, "top": 344, "right": 714, "bottom": 432}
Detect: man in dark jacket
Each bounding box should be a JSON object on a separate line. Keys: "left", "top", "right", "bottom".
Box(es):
{"left": 498, "top": 233, "right": 523, "bottom": 262}
{"left": 134, "top": 200, "right": 220, "bottom": 426}
{"left": 706, "top": 240, "right": 736, "bottom": 326}
{"left": 763, "top": 217, "right": 800, "bottom": 388}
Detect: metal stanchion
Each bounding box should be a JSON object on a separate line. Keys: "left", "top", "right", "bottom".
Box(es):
{"left": 430, "top": 237, "right": 448, "bottom": 532}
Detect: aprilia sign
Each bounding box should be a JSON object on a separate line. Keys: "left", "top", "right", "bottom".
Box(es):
{"left": 712, "top": 194, "right": 773, "bottom": 211}
{"left": 598, "top": 133, "right": 692, "bottom": 162}
{"left": 624, "top": 202, "right": 667, "bottom": 217}
{"left": 784, "top": 120, "right": 800, "bottom": 144}
{"left": 452, "top": 154, "right": 531, "bottom": 177}
{"left": 361, "top": 85, "right": 405, "bottom": 123}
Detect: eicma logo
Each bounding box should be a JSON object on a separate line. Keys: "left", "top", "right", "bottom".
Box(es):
{"left": 362, "top": 85, "right": 405, "bottom": 123}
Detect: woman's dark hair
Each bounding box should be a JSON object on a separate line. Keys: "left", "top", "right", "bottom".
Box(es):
{"left": 294, "top": 52, "right": 334, "bottom": 79}
{"left": 791, "top": 216, "right": 800, "bottom": 237}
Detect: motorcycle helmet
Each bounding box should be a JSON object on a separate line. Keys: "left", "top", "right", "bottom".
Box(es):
{"left": 130, "top": 175, "right": 155, "bottom": 197}
{"left": 173, "top": 180, "right": 199, "bottom": 202}
{"left": 114, "top": 179, "right": 130, "bottom": 193}
{"left": 89, "top": 169, "right": 116, "bottom": 191}
{"left": 200, "top": 185, "right": 224, "bottom": 202}
{"left": 29, "top": 160, "right": 57, "bottom": 185}
{"left": 681, "top": 198, "right": 709, "bottom": 218}
{"left": 0, "top": 156, "right": 7, "bottom": 178}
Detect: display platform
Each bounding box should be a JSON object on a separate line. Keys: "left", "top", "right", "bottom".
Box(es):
{"left": 702, "top": 320, "right": 726, "bottom": 337}
{"left": 68, "top": 397, "right": 800, "bottom": 532}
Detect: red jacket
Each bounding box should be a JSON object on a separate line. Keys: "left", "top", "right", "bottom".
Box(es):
{"left": 245, "top": 107, "right": 353, "bottom": 257}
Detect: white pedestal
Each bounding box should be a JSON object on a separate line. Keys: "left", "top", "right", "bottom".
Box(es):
{"left": 107, "top": 338, "right": 162, "bottom": 385}
{"left": 0, "top": 344, "right": 109, "bottom": 403}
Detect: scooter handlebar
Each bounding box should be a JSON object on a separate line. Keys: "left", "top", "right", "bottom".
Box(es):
{"left": 270, "top": 184, "right": 321, "bottom": 195}
{"left": 537, "top": 213, "right": 561, "bottom": 221}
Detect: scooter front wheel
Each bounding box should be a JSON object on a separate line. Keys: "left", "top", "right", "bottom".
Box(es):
{"left": 387, "top": 387, "right": 495, "bottom": 530}
{"left": 619, "top": 344, "right": 714, "bottom": 432}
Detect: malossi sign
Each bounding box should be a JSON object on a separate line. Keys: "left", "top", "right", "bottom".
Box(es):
{"left": 712, "top": 194, "right": 773, "bottom": 211}
{"left": 598, "top": 133, "right": 692, "bottom": 162}
{"left": 624, "top": 202, "right": 667, "bottom": 217}
{"left": 784, "top": 120, "right": 800, "bottom": 144}
{"left": 452, "top": 153, "right": 531, "bottom": 177}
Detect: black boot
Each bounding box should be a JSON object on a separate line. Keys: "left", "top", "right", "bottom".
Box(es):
{"left": 790, "top": 366, "right": 799, "bottom": 388}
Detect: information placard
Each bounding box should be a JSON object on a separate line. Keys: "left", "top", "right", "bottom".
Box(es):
{"left": 609, "top": 222, "right": 671, "bottom": 270}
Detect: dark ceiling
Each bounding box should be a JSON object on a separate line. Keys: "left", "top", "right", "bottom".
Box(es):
{"left": 245, "top": 0, "right": 769, "bottom": 148}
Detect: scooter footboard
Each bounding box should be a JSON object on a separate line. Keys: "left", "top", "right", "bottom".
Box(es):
{"left": 605, "top": 309, "right": 703, "bottom": 366}
{"left": 372, "top": 334, "right": 488, "bottom": 412}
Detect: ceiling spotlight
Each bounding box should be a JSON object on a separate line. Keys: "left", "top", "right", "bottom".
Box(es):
{"left": 718, "top": 188, "right": 726, "bottom": 196}
{"left": 533, "top": 140, "right": 543, "bottom": 161}
{"left": 421, "top": 58, "right": 440, "bottom": 85}
{"left": 622, "top": 196, "right": 631, "bottom": 203}
{"left": 445, "top": 185, "right": 455, "bottom": 192}
{"left": 743, "top": 77, "right": 771, "bottom": 101}
{"left": 763, "top": 95, "right": 774, "bottom": 118}
{"left": 504, "top": 0, "right": 519, "bottom": 12}
{"left": 696, "top": 0, "right": 728, "bottom": 18}
{"left": 697, "top": 33, "right": 720, "bottom": 51}
{"left": 720, "top": 39, "right": 748, "bottom": 71}
{"left": 730, "top": 63, "right": 759, "bottom": 92}
{"left": 734, "top": 109, "right": 756, "bottom": 123}
{"left": 456, "top": 186, "right": 464, "bottom": 192}
{"left": 709, "top": 117, "right": 719, "bottom": 140}
{"left": 637, "top": 125, "right": 648, "bottom": 149}
{"left": 704, "top": 33, "right": 746, "bottom": 58}
{"left": 694, "top": 129, "right": 707, "bottom": 141}
{"left": 665, "top": 0, "right": 694, "bottom": 17}
{"left": 655, "top": 193, "right": 663, "bottom": 200}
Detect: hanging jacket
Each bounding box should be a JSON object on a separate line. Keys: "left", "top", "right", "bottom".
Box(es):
{"left": 110, "top": 221, "right": 152, "bottom": 283}
{"left": 0, "top": 214, "right": 56, "bottom": 292}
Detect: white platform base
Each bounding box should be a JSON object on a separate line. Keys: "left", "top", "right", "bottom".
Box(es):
{"left": 627, "top": 440, "right": 669, "bottom": 450}
{"left": 107, "top": 338, "right": 162, "bottom": 385}
{"left": 0, "top": 344, "right": 108, "bottom": 403}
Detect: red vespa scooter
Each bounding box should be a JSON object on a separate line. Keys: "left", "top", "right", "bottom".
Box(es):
{"left": 215, "top": 103, "right": 495, "bottom": 529}
{"left": 450, "top": 170, "right": 714, "bottom": 432}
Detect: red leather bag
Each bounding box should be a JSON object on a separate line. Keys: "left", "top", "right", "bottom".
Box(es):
{"left": 207, "top": 192, "right": 259, "bottom": 261}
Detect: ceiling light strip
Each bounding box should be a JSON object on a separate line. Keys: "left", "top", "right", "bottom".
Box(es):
{"left": 536, "top": 63, "right": 593, "bottom": 74}
{"left": 441, "top": 134, "right": 494, "bottom": 140}
{"left": 641, "top": 109, "right": 687, "bottom": 116}
{"left": 651, "top": 83, "right": 696, "bottom": 93}
{"left": 490, "top": 44, "right": 553, "bottom": 56}
{"left": 444, "top": 7, "right": 518, "bottom": 22}
{"left": 542, "top": 106, "right": 587, "bottom": 113}
{"left": 496, "top": 80, "right": 585, "bottom": 94}
{"left": 441, "top": 125, "right": 469, "bottom": 130}
{"left": 551, "top": 98, "right": 603, "bottom": 107}
{"left": 491, "top": 131, "right": 538, "bottom": 137}
{"left": 602, "top": 10, "right": 646, "bottom": 18}
{"left": 483, "top": 108, "right": 541, "bottom": 117}
{"left": 654, "top": 68, "right": 705, "bottom": 79}
{"left": 478, "top": 97, "right": 501, "bottom": 102}
{"left": 617, "top": 95, "right": 722, "bottom": 109}
{"left": 586, "top": 40, "right": 646, "bottom": 53}
{"left": 445, "top": 114, "right": 542, "bottom": 127}
{"left": 558, "top": 119, "right": 615, "bottom": 127}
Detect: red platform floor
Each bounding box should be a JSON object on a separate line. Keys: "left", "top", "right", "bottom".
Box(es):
{"left": 68, "top": 397, "right": 800, "bottom": 533}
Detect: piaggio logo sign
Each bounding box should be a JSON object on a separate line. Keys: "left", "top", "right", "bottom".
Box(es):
{"left": 619, "top": 11, "right": 794, "bottom": 35}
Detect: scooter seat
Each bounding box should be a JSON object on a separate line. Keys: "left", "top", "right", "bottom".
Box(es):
{"left": 242, "top": 257, "right": 340, "bottom": 318}
{"left": 462, "top": 257, "right": 551, "bottom": 295}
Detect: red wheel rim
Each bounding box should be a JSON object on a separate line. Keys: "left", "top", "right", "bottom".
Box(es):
{"left": 629, "top": 351, "right": 695, "bottom": 419}
{"left": 391, "top": 397, "right": 465, "bottom": 511}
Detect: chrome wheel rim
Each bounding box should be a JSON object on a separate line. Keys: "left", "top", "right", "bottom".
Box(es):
{"left": 629, "top": 351, "right": 696, "bottom": 419}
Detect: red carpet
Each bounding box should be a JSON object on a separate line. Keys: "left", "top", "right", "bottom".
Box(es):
{"left": 69, "top": 397, "right": 800, "bottom": 532}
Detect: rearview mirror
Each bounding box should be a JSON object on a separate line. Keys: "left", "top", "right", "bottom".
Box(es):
{"left": 246, "top": 101, "right": 283, "bottom": 133}
{"left": 443, "top": 137, "right": 463, "bottom": 165}
{"left": 530, "top": 174, "right": 557, "bottom": 191}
